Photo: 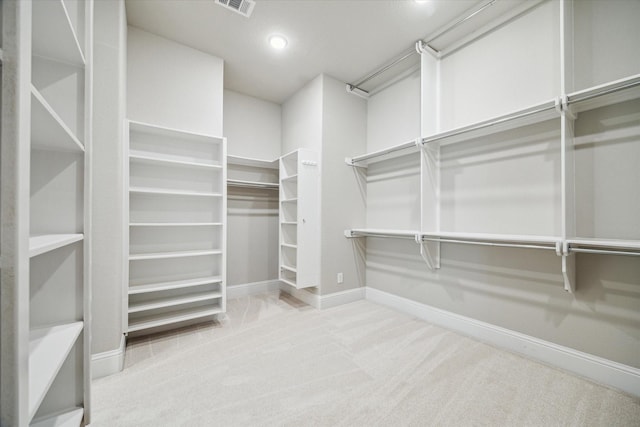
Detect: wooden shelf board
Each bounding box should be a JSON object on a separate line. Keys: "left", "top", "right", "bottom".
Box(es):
{"left": 227, "top": 179, "right": 279, "bottom": 189}
{"left": 129, "top": 291, "right": 223, "bottom": 314}
{"left": 129, "top": 120, "right": 224, "bottom": 145}
{"left": 130, "top": 151, "right": 222, "bottom": 169}
{"left": 31, "top": 407, "right": 84, "bottom": 427}
{"left": 227, "top": 155, "right": 278, "bottom": 169}
{"left": 129, "top": 249, "right": 222, "bottom": 261}
{"left": 29, "top": 322, "right": 83, "bottom": 420}
{"left": 128, "top": 306, "right": 222, "bottom": 333}
{"left": 32, "top": 0, "right": 85, "bottom": 66}
{"left": 129, "top": 222, "right": 222, "bottom": 227}
{"left": 281, "top": 264, "right": 298, "bottom": 273}
{"left": 29, "top": 234, "right": 83, "bottom": 258}
{"left": 129, "top": 186, "right": 222, "bottom": 198}
{"left": 31, "top": 87, "right": 84, "bottom": 152}
{"left": 567, "top": 238, "right": 640, "bottom": 251}
{"left": 129, "top": 276, "right": 223, "bottom": 295}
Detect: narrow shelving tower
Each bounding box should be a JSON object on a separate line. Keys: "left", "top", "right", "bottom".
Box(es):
{"left": 1, "top": 0, "right": 93, "bottom": 426}
{"left": 126, "top": 120, "right": 227, "bottom": 334}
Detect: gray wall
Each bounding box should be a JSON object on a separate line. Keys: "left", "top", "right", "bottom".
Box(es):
{"left": 91, "top": 0, "right": 127, "bottom": 355}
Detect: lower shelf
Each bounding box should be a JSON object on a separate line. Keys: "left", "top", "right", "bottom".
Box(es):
{"left": 31, "top": 407, "right": 84, "bottom": 427}
{"left": 29, "top": 322, "right": 83, "bottom": 420}
{"left": 128, "top": 291, "right": 222, "bottom": 314}
{"left": 280, "top": 278, "right": 297, "bottom": 288}
{"left": 128, "top": 306, "right": 223, "bottom": 333}
{"left": 128, "top": 276, "right": 222, "bottom": 295}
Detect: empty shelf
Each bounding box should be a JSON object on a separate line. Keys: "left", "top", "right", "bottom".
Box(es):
{"left": 281, "top": 198, "right": 298, "bottom": 203}
{"left": 128, "top": 306, "right": 222, "bottom": 333}
{"left": 31, "top": 87, "right": 84, "bottom": 152}
{"left": 129, "top": 249, "right": 222, "bottom": 261}
{"left": 29, "top": 234, "right": 83, "bottom": 258}
{"left": 130, "top": 150, "right": 222, "bottom": 169}
{"left": 280, "top": 264, "right": 298, "bottom": 273}
{"left": 129, "top": 276, "right": 223, "bottom": 295}
{"left": 281, "top": 243, "right": 298, "bottom": 249}
{"left": 567, "top": 73, "right": 640, "bottom": 113}
{"left": 421, "top": 99, "right": 558, "bottom": 146}
{"left": 345, "top": 229, "right": 419, "bottom": 240}
{"left": 32, "top": 0, "right": 85, "bottom": 66}
{"left": 281, "top": 174, "right": 299, "bottom": 182}
{"left": 227, "top": 155, "right": 278, "bottom": 169}
{"left": 347, "top": 138, "right": 420, "bottom": 167}
{"left": 31, "top": 408, "right": 84, "bottom": 427}
{"left": 280, "top": 278, "right": 297, "bottom": 288}
{"left": 227, "top": 179, "right": 279, "bottom": 189}
{"left": 129, "top": 187, "right": 222, "bottom": 198}
{"left": 281, "top": 222, "right": 297, "bottom": 225}
{"left": 129, "top": 291, "right": 223, "bottom": 314}
{"left": 129, "top": 222, "right": 222, "bottom": 227}
{"left": 129, "top": 120, "right": 224, "bottom": 145}
{"left": 29, "top": 322, "right": 83, "bottom": 420}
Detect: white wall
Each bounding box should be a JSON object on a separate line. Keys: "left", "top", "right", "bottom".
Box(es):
{"left": 224, "top": 90, "right": 281, "bottom": 160}
{"left": 281, "top": 75, "right": 323, "bottom": 155}
{"left": 91, "top": 0, "right": 126, "bottom": 355}
{"left": 320, "top": 75, "right": 367, "bottom": 295}
{"left": 127, "top": 26, "right": 223, "bottom": 136}
{"left": 224, "top": 90, "right": 281, "bottom": 286}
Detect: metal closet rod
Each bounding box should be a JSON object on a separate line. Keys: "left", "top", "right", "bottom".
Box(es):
{"left": 347, "top": 0, "right": 496, "bottom": 92}
{"left": 568, "top": 77, "right": 640, "bottom": 104}
{"left": 570, "top": 248, "right": 640, "bottom": 257}
{"left": 421, "top": 236, "right": 557, "bottom": 251}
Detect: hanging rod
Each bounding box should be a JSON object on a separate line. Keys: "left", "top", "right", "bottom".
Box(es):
{"left": 345, "top": 229, "right": 419, "bottom": 240}
{"left": 570, "top": 248, "right": 640, "bottom": 257}
{"left": 227, "top": 179, "right": 279, "bottom": 189}
{"left": 346, "top": 138, "right": 420, "bottom": 166}
{"left": 346, "top": 0, "right": 497, "bottom": 95}
{"left": 421, "top": 100, "right": 557, "bottom": 146}
{"left": 421, "top": 236, "right": 557, "bottom": 251}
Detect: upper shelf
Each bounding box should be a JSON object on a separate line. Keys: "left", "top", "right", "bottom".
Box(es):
{"left": 129, "top": 186, "right": 222, "bottom": 198}
{"left": 31, "top": 86, "right": 84, "bottom": 152}
{"left": 32, "top": 0, "right": 85, "bottom": 67}
{"left": 345, "top": 228, "right": 420, "bottom": 240}
{"left": 567, "top": 73, "right": 640, "bottom": 114}
{"left": 129, "top": 120, "right": 224, "bottom": 145}
{"left": 130, "top": 150, "right": 222, "bottom": 170}
{"left": 29, "top": 234, "right": 84, "bottom": 258}
{"left": 227, "top": 155, "right": 278, "bottom": 170}
{"left": 346, "top": 139, "right": 420, "bottom": 167}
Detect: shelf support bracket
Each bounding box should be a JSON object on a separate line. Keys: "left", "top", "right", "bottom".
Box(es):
{"left": 560, "top": 241, "right": 575, "bottom": 293}
{"left": 416, "top": 235, "right": 440, "bottom": 270}
{"left": 345, "top": 157, "right": 367, "bottom": 168}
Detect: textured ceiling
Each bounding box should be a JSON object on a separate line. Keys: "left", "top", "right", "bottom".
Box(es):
{"left": 126, "top": 0, "right": 521, "bottom": 104}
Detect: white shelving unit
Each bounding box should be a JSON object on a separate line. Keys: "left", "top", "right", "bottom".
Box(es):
{"left": 226, "top": 154, "right": 279, "bottom": 189}
{"left": 345, "top": 0, "right": 640, "bottom": 294}
{"left": 126, "top": 120, "right": 227, "bottom": 335}
{"left": 1, "top": 0, "right": 93, "bottom": 425}
{"left": 279, "top": 149, "right": 320, "bottom": 289}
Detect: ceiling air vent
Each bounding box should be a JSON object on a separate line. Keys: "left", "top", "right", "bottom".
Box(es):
{"left": 216, "top": 0, "right": 255, "bottom": 18}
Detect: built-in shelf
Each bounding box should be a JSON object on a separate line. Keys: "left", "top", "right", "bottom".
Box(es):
{"left": 32, "top": 0, "right": 85, "bottom": 66}
{"left": 422, "top": 99, "right": 559, "bottom": 147}
{"left": 421, "top": 231, "right": 560, "bottom": 250}
{"left": 129, "top": 187, "right": 222, "bottom": 198}
{"left": 227, "top": 155, "right": 279, "bottom": 169}
{"left": 281, "top": 264, "right": 297, "bottom": 273}
{"left": 129, "top": 249, "right": 222, "bottom": 261}
{"left": 227, "top": 179, "right": 279, "bottom": 189}
{"left": 129, "top": 276, "right": 223, "bottom": 295}
{"left": 128, "top": 306, "right": 223, "bottom": 333}
{"left": 345, "top": 228, "right": 420, "bottom": 240}
{"left": 281, "top": 174, "right": 298, "bottom": 182}
{"left": 30, "top": 407, "right": 84, "bottom": 427}
{"left": 281, "top": 221, "right": 297, "bottom": 225}
{"left": 281, "top": 243, "right": 297, "bottom": 249}
{"left": 29, "top": 234, "right": 84, "bottom": 258}
{"left": 31, "top": 86, "right": 84, "bottom": 152}
{"left": 129, "top": 291, "right": 222, "bottom": 314}
{"left": 346, "top": 139, "right": 420, "bottom": 167}
{"left": 129, "top": 222, "right": 222, "bottom": 227}
{"left": 281, "top": 198, "right": 298, "bottom": 203}
{"left": 129, "top": 150, "right": 222, "bottom": 169}
{"left": 280, "top": 278, "right": 297, "bottom": 288}
{"left": 129, "top": 120, "right": 224, "bottom": 145}
{"left": 567, "top": 73, "right": 640, "bottom": 113}
{"left": 29, "top": 322, "right": 83, "bottom": 420}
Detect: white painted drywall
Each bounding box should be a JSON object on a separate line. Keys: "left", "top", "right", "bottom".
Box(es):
{"left": 320, "top": 75, "right": 367, "bottom": 295}
{"left": 91, "top": 0, "right": 126, "bottom": 355}
{"left": 281, "top": 75, "right": 323, "bottom": 155}
{"left": 127, "top": 26, "right": 224, "bottom": 136}
{"left": 224, "top": 90, "right": 281, "bottom": 160}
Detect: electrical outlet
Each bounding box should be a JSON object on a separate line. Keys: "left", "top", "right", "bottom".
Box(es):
{"left": 337, "top": 273, "right": 344, "bottom": 284}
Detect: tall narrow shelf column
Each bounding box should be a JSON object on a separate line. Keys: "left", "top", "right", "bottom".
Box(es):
{"left": 279, "top": 149, "right": 320, "bottom": 289}
{"left": 1, "top": 0, "right": 93, "bottom": 425}
{"left": 125, "top": 120, "right": 227, "bottom": 335}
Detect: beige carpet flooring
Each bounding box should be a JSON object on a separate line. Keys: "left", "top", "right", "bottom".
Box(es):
{"left": 92, "top": 291, "right": 640, "bottom": 426}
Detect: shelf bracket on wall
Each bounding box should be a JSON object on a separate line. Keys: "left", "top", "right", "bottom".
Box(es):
{"left": 558, "top": 95, "right": 577, "bottom": 120}
{"left": 556, "top": 241, "right": 575, "bottom": 293}
{"left": 416, "top": 234, "right": 440, "bottom": 270}
{"left": 345, "top": 157, "right": 367, "bottom": 168}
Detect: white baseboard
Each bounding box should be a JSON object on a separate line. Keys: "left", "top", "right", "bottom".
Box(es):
{"left": 92, "top": 334, "right": 125, "bottom": 380}
{"left": 227, "top": 279, "right": 281, "bottom": 299}
{"left": 366, "top": 287, "right": 640, "bottom": 398}
{"left": 319, "top": 287, "right": 366, "bottom": 309}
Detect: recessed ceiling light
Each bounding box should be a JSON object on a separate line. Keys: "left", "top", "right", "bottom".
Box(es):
{"left": 269, "top": 34, "right": 288, "bottom": 50}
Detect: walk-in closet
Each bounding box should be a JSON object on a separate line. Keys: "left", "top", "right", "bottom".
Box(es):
{"left": 1, "top": 0, "right": 639, "bottom": 425}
